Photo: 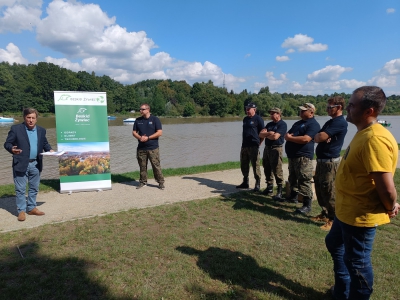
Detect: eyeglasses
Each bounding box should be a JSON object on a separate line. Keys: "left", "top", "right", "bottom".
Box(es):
{"left": 327, "top": 105, "right": 339, "bottom": 110}
{"left": 139, "top": 108, "right": 147, "bottom": 111}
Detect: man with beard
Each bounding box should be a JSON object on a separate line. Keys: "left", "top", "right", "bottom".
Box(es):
{"left": 284, "top": 103, "right": 320, "bottom": 214}
{"left": 312, "top": 97, "right": 348, "bottom": 231}
{"left": 325, "top": 86, "right": 398, "bottom": 300}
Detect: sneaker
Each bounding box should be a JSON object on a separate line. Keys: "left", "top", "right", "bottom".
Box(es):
{"left": 136, "top": 183, "right": 146, "bottom": 189}
{"left": 320, "top": 220, "right": 333, "bottom": 231}
{"left": 310, "top": 214, "right": 329, "bottom": 223}
{"left": 158, "top": 183, "right": 165, "bottom": 190}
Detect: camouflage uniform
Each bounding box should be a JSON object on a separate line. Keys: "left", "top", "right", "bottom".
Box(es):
{"left": 314, "top": 160, "right": 340, "bottom": 219}
{"left": 263, "top": 146, "right": 284, "bottom": 186}
{"left": 288, "top": 157, "right": 314, "bottom": 199}
{"left": 240, "top": 146, "right": 261, "bottom": 181}
{"left": 137, "top": 148, "right": 164, "bottom": 185}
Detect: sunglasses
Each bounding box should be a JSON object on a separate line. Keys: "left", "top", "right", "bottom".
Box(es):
{"left": 327, "top": 105, "right": 339, "bottom": 110}
{"left": 139, "top": 108, "right": 148, "bottom": 111}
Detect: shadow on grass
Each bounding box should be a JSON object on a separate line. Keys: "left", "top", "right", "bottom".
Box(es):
{"left": 181, "top": 176, "right": 235, "bottom": 194}
{"left": 40, "top": 179, "right": 60, "bottom": 191}
{"left": 0, "top": 242, "right": 132, "bottom": 300}
{"left": 221, "top": 192, "right": 317, "bottom": 226}
{"left": 111, "top": 173, "right": 137, "bottom": 184}
{"left": 176, "top": 246, "right": 327, "bottom": 299}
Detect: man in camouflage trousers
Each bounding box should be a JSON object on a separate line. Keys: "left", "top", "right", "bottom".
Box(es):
{"left": 132, "top": 103, "right": 165, "bottom": 190}
{"left": 259, "top": 107, "right": 287, "bottom": 199}
{"left": 236, "top": 102, "right": 265, "bottom": 191}
{"left": 312, "top": 97, "right": 348, "bottom": 231}
{"left": 284, "top": 103, "right": 321, "bottom": 214}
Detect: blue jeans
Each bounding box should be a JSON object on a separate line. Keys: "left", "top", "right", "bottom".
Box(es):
{"left": 325, "top": 217, "right": 376, "bottom": 300}
{"left": 14, "top": 161, "right": 41, "bottom": 214}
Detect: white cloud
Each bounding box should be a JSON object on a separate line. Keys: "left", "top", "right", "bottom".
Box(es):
{"left": 363, "top": 58, "right": 400, "bottom": 88}
{"left": 166, "top": 61, "right": 245, "bottom": 91}
{"left": 254, "top": 66, "right": 366, "bottom": 95}
{"left": 387, "top": 8, "right": 395, "bottom": 14}
{"left": 44, "top": 56, "right": 81, "bottom": 72}
{"left": 367, "top": 75, "right": 397, "bottom": 87}
{"left": 282, "top": 34, "right": 328, "bottom": 52}
{"left": 261, "top": 71, "right": 288, "bottom": 89}
{"left": 381, "top": 58, "right": 400, "bottom": 75}
{"left": 244, "top": 53, "right": 251, "bottom": 58}
{"left": 0, "top": 43, "right": 28, "bottom": 64}
{"left": 276, "top": 55, "right": 290, "bottom": 62}
{"left": 31, "top": 0, "right": 244, "bottom": 89}
{"left": 0, "top": 0, "right": 42, "bottom": 33}
{"left": 307, "top": 65, "right": 352, "bottom": 82}
{"left": 285, "top": 48, "right": 295, "bottom": 54}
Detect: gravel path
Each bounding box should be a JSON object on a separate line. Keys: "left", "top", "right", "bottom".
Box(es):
{"left": 2, "top": 154, "right": 399, "bottom": 233}
{"left": 0, "top": 167, "right": 284, "bottom": 233}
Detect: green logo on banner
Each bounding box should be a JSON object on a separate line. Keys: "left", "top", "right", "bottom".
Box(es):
{"left": 96, "top": 96, "right": 105, "bottom": 103}
{"left": 58, "top": 94, "right": 71, "bottom": 101}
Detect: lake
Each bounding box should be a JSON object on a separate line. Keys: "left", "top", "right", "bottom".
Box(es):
{"left": 1, "top": 115, "right": 399, "bottom": 185}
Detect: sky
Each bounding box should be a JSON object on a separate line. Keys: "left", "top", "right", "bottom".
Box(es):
{"left": 1, "top": 0, "right": 399, "bottom": 96}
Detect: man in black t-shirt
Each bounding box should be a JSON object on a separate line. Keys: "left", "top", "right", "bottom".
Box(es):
{"left": 312, "top": 97, "right": 348, "bottom": 231}
{"left": 284, "top": 103, "right": 321, "bottom": 214}
{"left": 132, "top": 104, "right": 165, "bottom": 190}
{"left": 259, "top": 107, "right": 287, "bottom": 199}
{"left": 236, "top": 102, "right": 265, "bottom": 191}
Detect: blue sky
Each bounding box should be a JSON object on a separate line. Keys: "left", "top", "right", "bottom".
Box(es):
{"left": 1, "top": 0, "right": 399, "bottom": 96}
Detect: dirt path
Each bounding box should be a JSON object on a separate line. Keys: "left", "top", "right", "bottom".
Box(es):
{"left": 2, "top": 154, "right": 399, "bottom": 233}
{"left": 0, "top": 168, "right": 280, "bottom": 233}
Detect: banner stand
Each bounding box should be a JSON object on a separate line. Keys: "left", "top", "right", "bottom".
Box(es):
{"left": 54, "top": 91, "right": 112, "bottom": 193}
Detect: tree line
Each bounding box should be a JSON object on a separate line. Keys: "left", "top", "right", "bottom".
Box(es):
{"left": 1, "top": 61, "right": 400, "bottom": 117}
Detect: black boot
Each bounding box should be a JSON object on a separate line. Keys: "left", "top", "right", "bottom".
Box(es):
{"left": 236, "top": 177, "right": 249, "bottom": 189}
{"left": 262, "top": 183, "right": 273, "bottom": 195}
{"left": 272, "top": 184, "right": 283, "bottom": 200}
{"left": 280, "top": 190, "right": 298, "bottom": 203}
{"left": 253, "top": 179, "right": 261, "bottom": 192}
{"left": 295, "top": 197, "right": 312, "bottom": 214}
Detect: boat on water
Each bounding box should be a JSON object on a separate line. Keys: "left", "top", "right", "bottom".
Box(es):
{"left": 107, "top": 116, "right": 116, "bottom": 120}
{"left": 123, "top": 117, "right": 136, "bottom": 123}
{"left": 377, "top": 120, "right": 391, "bottom": 127}
{"left": 0, "top": 117, "right": 14, "bottom": 123}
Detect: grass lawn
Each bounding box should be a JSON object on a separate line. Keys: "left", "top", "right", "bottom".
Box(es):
{"left": 0, "top": 167, "right": 399, "bottom": 299}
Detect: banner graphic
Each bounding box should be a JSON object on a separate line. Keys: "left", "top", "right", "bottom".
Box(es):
{"left": 54, "top": 91, "right": 111, "bottom": 193}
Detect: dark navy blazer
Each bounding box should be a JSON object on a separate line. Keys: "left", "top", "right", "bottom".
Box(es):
{"left": 4, "top": 123, "right": 52, "bottom": 173}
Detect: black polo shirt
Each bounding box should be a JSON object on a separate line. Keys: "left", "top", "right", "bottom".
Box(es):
{"left": 315, "top": 115, "right": 348, "bottom": 159}
{"left": 242, "top": 114, "right": 264, "bottom": 147}
{"left": 264, "top": 119, "right": 287, "bottom": 147}
{"left": 285, "top": 117, "right": 320, "bottom": 159}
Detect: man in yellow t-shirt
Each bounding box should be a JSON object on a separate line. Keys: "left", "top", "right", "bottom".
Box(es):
{"left": 325, "top": 86, "right": 399, "bottom": 300}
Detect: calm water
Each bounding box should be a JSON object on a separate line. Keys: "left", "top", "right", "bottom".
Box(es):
{"left": 1, "top": 115, "right": 399, "bottom": 185}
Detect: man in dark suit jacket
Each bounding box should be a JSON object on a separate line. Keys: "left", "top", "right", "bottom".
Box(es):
{"left": 4, "top": 108, "right": 53, "bottom": 221}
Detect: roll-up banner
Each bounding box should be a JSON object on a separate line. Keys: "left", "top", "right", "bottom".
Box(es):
{"left": 54, "top": 91, "right": 112, "bottom": 193}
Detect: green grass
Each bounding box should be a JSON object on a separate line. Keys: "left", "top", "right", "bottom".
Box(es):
{"left": 0, "top": 168, "right": 399, "bottom": 299}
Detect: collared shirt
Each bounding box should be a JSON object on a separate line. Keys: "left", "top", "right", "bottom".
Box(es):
{"left": 26, "top": 125, "right": 38, "bottom": 159}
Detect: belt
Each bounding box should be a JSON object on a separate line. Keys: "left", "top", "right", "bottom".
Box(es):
{"left": 266, "top": 145, "right": 282, "bottom": 149}
{"left": 29, "top": 159, "right": 36, "bottom": 162}
{"left": 317, "top": 157, "right": 341, "bottom": 163}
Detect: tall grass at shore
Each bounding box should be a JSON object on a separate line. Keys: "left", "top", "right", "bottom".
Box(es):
{"left": 0, "top": 167, "right": 399, "bottom": 298}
